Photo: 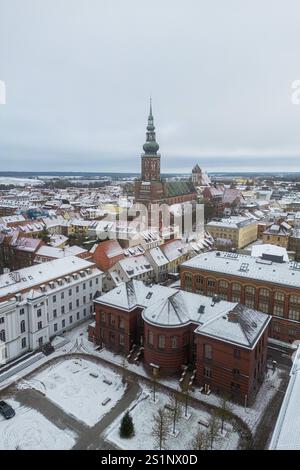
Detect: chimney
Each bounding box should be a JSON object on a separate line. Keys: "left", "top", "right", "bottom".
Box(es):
{"left": 227, "top": 310, "right": 238, "bottom": 323}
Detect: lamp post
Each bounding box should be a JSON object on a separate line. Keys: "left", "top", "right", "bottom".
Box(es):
{"left": 150, "top": 363, "right": 160, "bottom": 403}
{"left": 184, "top": 384, "right": 190, "bottom": 418}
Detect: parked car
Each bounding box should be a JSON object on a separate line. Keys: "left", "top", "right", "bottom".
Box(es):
{"left": 0, "top": 401, "right": 15, "bottom": 419}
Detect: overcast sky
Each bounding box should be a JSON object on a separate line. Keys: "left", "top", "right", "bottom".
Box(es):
{"left": 1, "top": 0, "right": 300, "bottom": 173}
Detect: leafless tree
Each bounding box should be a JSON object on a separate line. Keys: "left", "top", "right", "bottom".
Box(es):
{"left": 151, "top": 368, "right": 160, "bottom": 403}
{"left": 190, "top": 429, "right": 209, "bottom": 450}
{"left": 207, "top": 412, "right": 221, "bottom": 450}
{"left": 217, "top": 394, "right": 232, "bottom": 433}
{"left": 180, "top": 381, "right": 191, "bottom": 418}
{"left": 167, "top": 389, "right": 183, "bottom": 436}
{"left": 152, "top": 407, "right": 170, "bottom": 450}
{"left": 121, "top": 355, "right": 128, "bottom": 384}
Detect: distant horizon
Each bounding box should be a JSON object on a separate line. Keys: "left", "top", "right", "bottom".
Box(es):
{"left": 1, "top": 170, "right": 300, "bottom": 177}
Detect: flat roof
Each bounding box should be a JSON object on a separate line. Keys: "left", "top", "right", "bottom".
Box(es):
{"left": 181, "top": 250, "right": 300, "bottom": 289}
{"left": 0, "top": 256, "right": 101, "bottom": 300}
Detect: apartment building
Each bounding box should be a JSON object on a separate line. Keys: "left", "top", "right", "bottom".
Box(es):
{"left": 0, "top": 256, "right": 103, "bottom": 364}
{"left": 206, "top": 217, "right": 258, "bottom": 249}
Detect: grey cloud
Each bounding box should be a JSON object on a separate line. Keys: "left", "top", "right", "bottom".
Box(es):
{"left": 1, "top": 0, "right": 300, "bottom": 172}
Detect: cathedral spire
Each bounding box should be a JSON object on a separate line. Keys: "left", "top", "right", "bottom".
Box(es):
{"left": 143, "top": 98, "right": 159, "bottom": 155}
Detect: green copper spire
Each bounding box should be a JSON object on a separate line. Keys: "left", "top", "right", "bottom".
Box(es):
{"left": 143, "top": 98, "right": 159, "bottom": 155}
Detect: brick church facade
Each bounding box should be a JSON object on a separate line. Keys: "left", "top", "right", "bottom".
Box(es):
{"left": 134, "top": 101, "right": 197, "bottom": 209}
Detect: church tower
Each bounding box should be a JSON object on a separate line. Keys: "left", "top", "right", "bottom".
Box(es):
{"left": 141, "top": 98, "right": 161, "bottom": 182}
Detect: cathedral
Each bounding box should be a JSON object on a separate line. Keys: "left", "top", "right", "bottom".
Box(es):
{"left": 134, "top": 100, "right": 197, "bottom": 207}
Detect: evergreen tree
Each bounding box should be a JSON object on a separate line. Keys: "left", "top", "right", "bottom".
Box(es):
{"left": 119, "top": 411, "right": 134, "bottom": 438}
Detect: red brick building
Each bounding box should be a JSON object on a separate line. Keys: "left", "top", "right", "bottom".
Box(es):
{"left": 91, "top": 240, "right": 125, "bottom": 271}
{"left": 90, "top": 281, "right": 174, "bottom": 352}
{"left": 90, "top": 280, "right": 270, "bottom": 404}
{"left": 0, "top": 232, "right": 44, "bottom": 270}
{"left": 180, "top": 250, "right": 300, "bottom": 344}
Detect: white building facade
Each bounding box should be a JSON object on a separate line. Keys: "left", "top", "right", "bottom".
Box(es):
{"left": 0, "top": 256, "right": 103, "bottom": 364}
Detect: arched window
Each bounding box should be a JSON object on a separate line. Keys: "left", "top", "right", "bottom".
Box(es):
{"left": 0, "top": 330, "right": 6, "bottom": 342}
{"left": 219, "top": 280, "right": 229, "bottom": 289}
{"left": 259, "top": 288, "right": 270, "bottom": 298}
{"left": 232, "top": 283, "right": 242, "bottom": 292}
{"left": 245, "top": 285, "right": 255, "bottom": 295}
{"left": 274, "top": 292, "right": 285, "bottom": 302}
{"left": 290, "top": 295, "right": 300, "bottom": 305}
{"left": 184, "top": 273, "right": 193, "bottom": 292}
{"left": 207, "top": 279, "right": 216, "bottom": 296}
{"left": 195, "top": 275, "right": 205, "bottom": 294}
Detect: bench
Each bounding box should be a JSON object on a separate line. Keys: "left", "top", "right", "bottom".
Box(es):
{"left": 198, "top": 417, "right": 209, "bottom": 428}
{"left": 102, "top": 397, "right": 111, "bottom": 406}
{"left": 103, "top": 379, "right": 112, "bottom": 385}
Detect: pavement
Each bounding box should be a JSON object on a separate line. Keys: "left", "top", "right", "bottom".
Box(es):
{"left": 267, "top": 345, "right": 293, "bottom": 368}
{"left": 14, "top": 377, "right": 141, "bottom": 450}
{"left": 252, "top": 366, "right": 290, "bottom": 450}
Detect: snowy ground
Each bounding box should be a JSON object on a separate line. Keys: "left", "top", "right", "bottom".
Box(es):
{"left": 105, "top": 387, "right": 239, "bottom": 451}
{"left": 49, "top": 324, "right": 285, "bottom": 433}
{"left": 190, "top": 367, "right": 282, "bottom": 432}
{"left": 18, "top": 357, "right": 127, "bottom": 427}
{"left": 95, "top": 348, "right": 283, "bottom": 432}
{"left": 0, "top": 177, "right": 43, "bottom": 186}
{"left": 0, "top": 318, "right": 285, "bottom": 446}
{"left": 0, "top": 399, "right": 76, "bottom": 450}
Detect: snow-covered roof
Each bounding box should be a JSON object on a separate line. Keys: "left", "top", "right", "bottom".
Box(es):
{"left": 0, "top": 256, "right": 101, "bottom": 300}
{"left": 0, "top": 215, "right": 26, "bottom": 225}
{"left": 50, "top": 234, "right": 69, "bottom": 247}
{"left": 195, "top": 303, "right": 270, "bottom": 348}
{"left": 161, "top": 239, "right": 188, "bottom": 262}
{"left": 92, "top": 240, "right": 124, "bottom": 259}
{"left": 146, "top": 247, "right": 169, "bottom": 267}
{"left": 95, "top": 280, "right": 175, "bottom": 311}
{"left": 36, "top": 245, "right": 87, "bottom": 259}
{"left": 251, "top": 244, "right": 289, "bottom": 262}
{"left": 142, "top": 289, "right": 270, "bottom": 348}
{"left": 117, "top": 255, "right": 153, "bottom": 279}
{"left": 182, "top": 250, "right": 300, "bottom": 289}
{"left": 269, "top": 346, "right": 300, "bottom": 450}
{"left": 143, "top": 290, "right": 236, "bottom": 328}
{"left": 206, "top": 216, "right": 257, "bottom": 229}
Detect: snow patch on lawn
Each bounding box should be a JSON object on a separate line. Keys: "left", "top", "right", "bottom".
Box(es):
{"left": 18, "top": 358, "right": 126, "bottom": 427}
{"left": 96, "top": 348, "right": 282, "bottom": 433}
{"left": 105, "top": 386, "right": 239, "bottom": 450}
{"left": 0, "top": 399, "right": 76, "bottom": 450}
